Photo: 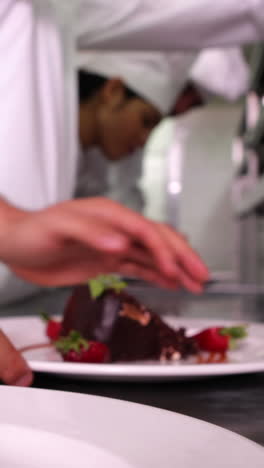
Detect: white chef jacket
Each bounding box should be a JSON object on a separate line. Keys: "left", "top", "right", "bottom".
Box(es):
{"left": 77, "top": 0, "right": 264, "bottom": 50}
{"left": 0, "top": 0, "right": 263, "bottom": 304}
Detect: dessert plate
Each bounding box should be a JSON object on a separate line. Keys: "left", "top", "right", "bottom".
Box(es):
{"left": 1, "top": 315, "right": 264, "bottom": 381}
{"left": 0, "top": 386, "right": 263, "bottom": 468}
{"left": 0, "top": 423, "right": 132, "bottom": 468}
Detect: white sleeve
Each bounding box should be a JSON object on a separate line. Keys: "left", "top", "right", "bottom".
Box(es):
{"left": 76, "top": 0, "right": 264, "bottom": 51}
{"left": 108, "top": 150, "right": 145, "bottom": 213}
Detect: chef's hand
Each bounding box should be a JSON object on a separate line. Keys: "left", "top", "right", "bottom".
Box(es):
{"left": 0, "top": 197, "right": 209, "bottom": 292}
{"left": 0, "top": 330, "right": 33, "bottom": 386}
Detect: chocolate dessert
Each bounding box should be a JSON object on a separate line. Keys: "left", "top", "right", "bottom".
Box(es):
{"left": 61, "top": 282, "right": 198, "bottom": 363}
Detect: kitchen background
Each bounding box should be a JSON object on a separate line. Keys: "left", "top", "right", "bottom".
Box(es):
{"left": 138, "top": 43, "right": 264, "bottom": 288}
{"left": 141, "top": 101, "right": 240, "bottom": 277}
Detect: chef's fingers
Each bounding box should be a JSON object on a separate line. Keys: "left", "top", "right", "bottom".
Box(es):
{"left": 0, "top": 330, "right": 33, "bottom": 386}
{"left": 65, "top": 199, "right": 178, "bottom": 279}
{"left": 123, "top": 244, "right": 193, "bottom": 288}
{"left": 119, "top": 262, "right": 181, "bottom": 289}
{"left": 154, "top": 223, "right": 209, "bottom": 284}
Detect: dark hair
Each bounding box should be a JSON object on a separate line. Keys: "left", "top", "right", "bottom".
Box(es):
{"left": 78, "top": 69, "right": 139, "bottom": 103}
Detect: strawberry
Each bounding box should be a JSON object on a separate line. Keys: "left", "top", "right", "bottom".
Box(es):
{"left": 193, "top": 326, "right": 247, "bottom": 352}
{"left": 55, "top": 330, "right": 110, "bottom": 363}
{"left": 41, "top": 312, "right": 62, "bottom": 341}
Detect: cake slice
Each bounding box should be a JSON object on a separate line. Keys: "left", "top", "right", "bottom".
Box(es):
{"left": 61, "top": 279, "right": 197, "bottom": 363}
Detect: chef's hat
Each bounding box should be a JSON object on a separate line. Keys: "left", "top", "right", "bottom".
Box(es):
{"left": 190, "top": 48, "right": 250, "bottom": 101}
{"left": 76, "top": 51, "right": 196, "bottom": 115}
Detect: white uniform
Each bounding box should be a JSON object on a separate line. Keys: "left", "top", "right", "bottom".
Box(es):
{"left": 77, "top": 0, "right": 264, "bottom": 49}
{"left": 0, "top": 0, "right": 263, "bottom": 303}
{"left": 75, "top": 148, "right": 145, "bottom": 212}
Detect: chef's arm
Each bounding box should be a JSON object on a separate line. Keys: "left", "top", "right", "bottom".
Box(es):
{"left": 76, "top": 0, "right": 264, "bottom": 51}
{"left": 0, "top": 198, "right": 25, "bottom": 256}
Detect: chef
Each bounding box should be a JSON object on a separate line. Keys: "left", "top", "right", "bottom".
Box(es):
{"left": 75, "top": 48, "right": 249, "bottom": 212}
{"left": 0, "top": 0, "right": 262, "bottom": 386}
{"left": 75, "top": 51, "right": 195, "bottom": 210}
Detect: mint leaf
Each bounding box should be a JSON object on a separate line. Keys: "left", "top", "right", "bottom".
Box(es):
{"left": 55, "top": 330, "right": 89, "bottom": 353}
{"left": 40, "top": 311, "right": 50, "bottom": 323}
{"left": 220, "top": 326, "right": 247, "bottom": 339}
{"left": 229, "top": 326, "right": 247, "bottom": 339}
{"left": 89, "top": 278, "right": 105, "bottom": 299}
{"left": 88, "top": 275, "right": 127, "bottom": 299}
{"left": 113, "top": 281, "right": 127, "bottom": 292}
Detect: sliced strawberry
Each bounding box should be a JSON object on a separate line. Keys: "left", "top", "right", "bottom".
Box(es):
{"left": 194, "top": 328, "right": 228, "bottom": 352}
{"left": 193, "top": 326, "right": 247, "bottom": 352}
{"left": 55, "top": 331, "right": 110, "bottom": 363}
{"left": 79, "top": 341, "right": 110, "bottom": 363}
{"left": 46, "top": 320, "right": 62, "bottom": 341}
{"left": 41, "top": 312, "right": 62, "bottom": 341}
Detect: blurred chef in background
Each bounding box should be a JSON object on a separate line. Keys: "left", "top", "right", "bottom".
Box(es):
{"left": 75, "top": 48, "right": 250, "bottom": 212}
{"left": 75, "top": 51, "right": 195, "bottom": 210}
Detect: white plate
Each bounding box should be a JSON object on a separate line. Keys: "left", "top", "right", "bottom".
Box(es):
{"left": 0, "top": 386, "right": 263, "bottom": 467}
{"left": 1, "top": 315, "right": 264, "bottom": 381}
{"left": 0, "top": 423, "right": 131, "bottom": 468}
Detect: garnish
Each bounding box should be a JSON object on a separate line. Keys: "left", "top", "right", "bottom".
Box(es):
{"left": 55, "top": 331, "right": 110, "bottom": 363}
{"left": 88, "top": 274, "right": 127, "bottom": 299}
{"left": 55, "top": 330, "right": 89, "bottom": 353}
{"left": 40, "top": 312, "right": 62, "bottom": 341}
{"left": 193, "top": 325, "right": 247, "bottom": 352}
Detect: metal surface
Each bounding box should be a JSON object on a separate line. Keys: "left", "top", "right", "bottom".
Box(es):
{"left": 204, "top": 279, "right": 264, "bottom": 295}
{"left": 233, "top": 175, "right": 264, "bottom": 215}
{"left": 123, "top": 278, "right": 264, "bottom": 296}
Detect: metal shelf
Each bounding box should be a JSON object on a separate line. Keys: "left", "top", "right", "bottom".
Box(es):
{"left": 233, "top": 172, "right": 264, "bottom": 215}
